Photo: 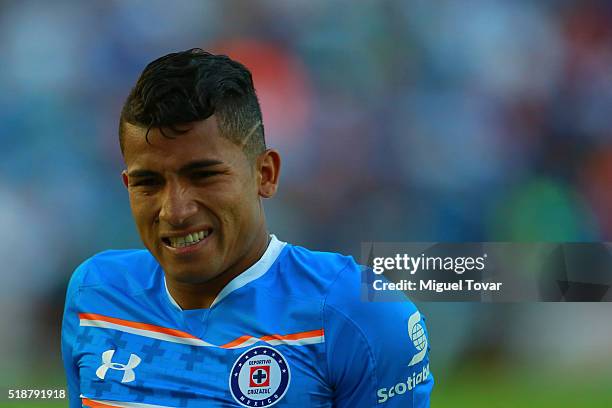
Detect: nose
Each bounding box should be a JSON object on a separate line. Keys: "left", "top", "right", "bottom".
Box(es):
{"left": 158, "top": 181, "right": 198, "bottom": 226}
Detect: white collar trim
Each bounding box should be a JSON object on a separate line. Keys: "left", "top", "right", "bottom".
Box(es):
{"left": 164, "top": 234, "right": 286, "bottom": 311}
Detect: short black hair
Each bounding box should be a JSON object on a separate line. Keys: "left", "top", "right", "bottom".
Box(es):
{"left": 119, "top": 48, "right": 265, "bottom": 159}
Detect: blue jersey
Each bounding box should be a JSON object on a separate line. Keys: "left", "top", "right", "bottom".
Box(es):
{"left": 62, "top": 236, "right": 433, "bottom": 407}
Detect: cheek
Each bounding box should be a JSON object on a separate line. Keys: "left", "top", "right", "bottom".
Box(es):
{"left": 215, "top": 185, "right": 259, "bottom": 229}
{"left": 129, "top": 194, "right": 158, "bottom": 227}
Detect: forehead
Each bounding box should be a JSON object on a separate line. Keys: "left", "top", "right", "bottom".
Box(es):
{"left": 122, "top": 116, "right": 244, "bottom": 170}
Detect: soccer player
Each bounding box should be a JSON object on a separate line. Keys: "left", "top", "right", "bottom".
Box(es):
{"left": 62, "top": 49, "right": 433, "bottom": 407}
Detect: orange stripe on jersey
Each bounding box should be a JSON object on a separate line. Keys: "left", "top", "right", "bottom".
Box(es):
{"left": 82, "top": 398, "right": 119, "bottom": 407}
{"left": 220, "top": 335, "right": 254, "bottom": 349}
{"left": 78, "top": 313, "right": 199, "bottom": 340}
{"left": 81, "top": 398, "right": 174, "bottom": 408}
{"left": 221, "top": 329, "right": 325, "bottom": 348}
{"left": 260, "top": 329, "right": 324, "bottom": 342}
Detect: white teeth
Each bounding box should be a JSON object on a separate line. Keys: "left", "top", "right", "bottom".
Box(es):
{"left": 167, "top": 230, "right": 209, "bottom": 248}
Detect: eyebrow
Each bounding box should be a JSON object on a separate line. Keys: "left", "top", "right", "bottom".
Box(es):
{"left": 127, "top": 159, "right": 225, "bottom": 178}
{"left": 179, "top": 159, "right": 224, "bottom": 173}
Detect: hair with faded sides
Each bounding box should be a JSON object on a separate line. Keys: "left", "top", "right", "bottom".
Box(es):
{"left": 119, "top": 48, "right": 265, "bottom": 160}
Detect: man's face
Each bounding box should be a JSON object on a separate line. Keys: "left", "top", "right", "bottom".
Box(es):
{"left": 121, "top": 116, "right": 269, "bottom": 285}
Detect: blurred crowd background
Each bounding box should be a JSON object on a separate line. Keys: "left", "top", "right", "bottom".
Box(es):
{"left": 1, "top": 0, "right": 612, "bottom": 406}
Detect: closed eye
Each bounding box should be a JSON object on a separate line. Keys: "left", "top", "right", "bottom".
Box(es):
{"left": 192, "top": 171, "right": 219, "bottom": 179}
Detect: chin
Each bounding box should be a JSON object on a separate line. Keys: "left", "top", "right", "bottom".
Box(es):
{"left": 166, "top": 266, "right": 218, "bottom": 285}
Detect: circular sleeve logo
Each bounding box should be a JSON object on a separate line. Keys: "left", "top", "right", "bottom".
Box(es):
{"left": 407, "top": 310, "right": 428, "bottom": 366}
{"left": 229, "top": 346, "right": 291, "bottom": 407}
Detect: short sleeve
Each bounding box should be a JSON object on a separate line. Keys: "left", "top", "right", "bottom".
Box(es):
{"left": 61, "top": 261, "right": 89, "bottom": 408}
{"left": 323, "top": 262, "right": 434, "bottom": 407}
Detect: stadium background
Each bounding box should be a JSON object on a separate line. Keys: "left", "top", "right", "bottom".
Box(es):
{"left": 1, "top": 0, "right": 611, "bottom": 406}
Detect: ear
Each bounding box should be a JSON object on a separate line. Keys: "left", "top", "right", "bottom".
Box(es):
{"left": 257, "top": 149, "right": 281, "bottom": 198}
{"left": 121, "top": 170, "right": 129, "bottom": 189}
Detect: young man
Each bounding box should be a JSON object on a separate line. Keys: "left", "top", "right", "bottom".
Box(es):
{"left": 62, "top": 49, "right": 433, "bottom": 407}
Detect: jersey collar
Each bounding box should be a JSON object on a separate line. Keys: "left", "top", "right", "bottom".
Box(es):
{"left": 163, "top": 234, "right": 286, "bottom": 311}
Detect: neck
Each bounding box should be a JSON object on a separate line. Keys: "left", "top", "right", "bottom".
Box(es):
{"left": 166, "top": 229, "right": 271, "bottom": 310}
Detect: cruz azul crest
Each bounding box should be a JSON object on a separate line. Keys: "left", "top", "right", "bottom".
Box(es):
{"left": 229, "top": 346, "right": 290, "bottom": 407}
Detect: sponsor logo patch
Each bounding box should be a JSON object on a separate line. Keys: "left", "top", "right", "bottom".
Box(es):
{"left": 407, "top": 311, "right": 427, "bottom": 366}
{"left": 95, "top": 349, "right": 141, "bottom": 383}
{"left": 377, "top": 363, "right": 431, "bottom": 404}
{"left": 229, "top": 346, "right": 290, "bottom": 407}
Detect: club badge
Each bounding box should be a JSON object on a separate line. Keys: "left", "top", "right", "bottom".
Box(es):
{"left": 229, "top": 346, "right": 291, "bottom": 407}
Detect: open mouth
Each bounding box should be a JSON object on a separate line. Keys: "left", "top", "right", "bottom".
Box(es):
{"left": 162, "top": 229, "right": 212, "bottom": 249}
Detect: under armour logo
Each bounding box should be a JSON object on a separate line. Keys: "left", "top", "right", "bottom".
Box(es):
{"left": 96, "top": 349, "right": 141, "bottom": 383}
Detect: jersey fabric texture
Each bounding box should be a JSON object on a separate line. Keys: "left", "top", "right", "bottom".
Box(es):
{"left": 62, "top": 235, "right": 433, "bottom": 407}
